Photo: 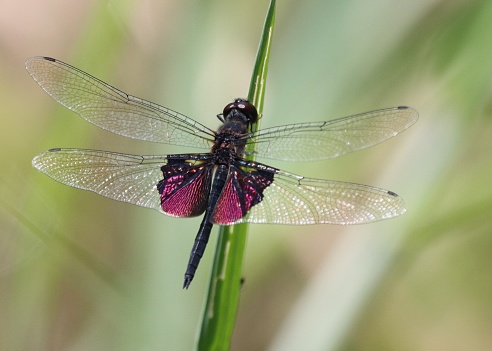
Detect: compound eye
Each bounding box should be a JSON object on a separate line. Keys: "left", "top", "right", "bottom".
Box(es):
{"left": 222, "top": 102, "right": 237, "bottom": 118}
{"left": 237, "top": 100, "right": 258, "bottom": 124}
{"left": 222, "top": 99, "right": 258, "bottom": 124}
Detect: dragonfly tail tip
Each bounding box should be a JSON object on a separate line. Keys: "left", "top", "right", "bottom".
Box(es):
{"left": 183, "top": 276, "right": 193, "bottom": 289}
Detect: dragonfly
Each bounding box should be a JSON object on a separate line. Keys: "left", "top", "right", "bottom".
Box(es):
{"left": 26, "top": 56, "right": 418, "bottom": 289}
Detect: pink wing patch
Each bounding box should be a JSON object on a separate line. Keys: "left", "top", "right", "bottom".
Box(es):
{"left": 213, "top": 168, "right": 273, "bottom": 225}
{"left": 157, "top": 164, "right": 212, "bottom": 217}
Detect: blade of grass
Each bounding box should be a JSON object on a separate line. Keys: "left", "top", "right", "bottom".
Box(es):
{"left": 196, "top": 1, "right": 276, "bottom": 350}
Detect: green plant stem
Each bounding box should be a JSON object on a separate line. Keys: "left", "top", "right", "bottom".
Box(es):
{"left": 195, "top": 1, "right": 276, "bottom": 350}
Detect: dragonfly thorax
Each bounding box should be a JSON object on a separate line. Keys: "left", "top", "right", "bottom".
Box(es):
{"left": 212, "top": 124, "right": 248, "bottom": 162}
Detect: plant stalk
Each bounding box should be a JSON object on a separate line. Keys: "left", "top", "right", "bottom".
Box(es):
{"left": 196, "top": 1, "right": 276, "bottom": 350}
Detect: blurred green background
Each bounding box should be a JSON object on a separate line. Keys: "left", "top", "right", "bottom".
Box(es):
{"left": 1, "top": 0, "right": 492, "bottom": 350}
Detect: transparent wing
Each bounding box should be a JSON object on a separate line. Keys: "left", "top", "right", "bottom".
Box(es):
{"left": 26, "top": 57, "right": 215, "bottom": 149}
{"left": 32, "top": 148, "right": 166, "bottom": 210}
{"left": 246, "top": 106, "right": 418, "bottom": 161}
{"left": 235, "top": 169, "right": 406, "bottom": 225}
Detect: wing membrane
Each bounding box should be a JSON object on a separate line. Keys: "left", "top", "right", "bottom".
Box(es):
{"left": 32, "top": 148, "right": 166, "bottom": 209}
{"left": 246, "top": 106, "right": 418, "bottom": 161}
{"left": 212, "top": 166, "right": 273, "bottom": 225}
{"left": 158, "top": 162, "right": 213, "bottom": 217}
{"left": 26, "top": 57, "right": 215, "bottom": 148}
{"left": 235, "top": 169, "right": 406, "bottom": 225}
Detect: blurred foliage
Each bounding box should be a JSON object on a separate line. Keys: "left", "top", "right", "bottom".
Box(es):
{"left": 1, "top": 0, "right": 491, "bottom": 350}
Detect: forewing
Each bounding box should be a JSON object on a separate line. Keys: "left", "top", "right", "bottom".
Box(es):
{"left": 32, "top": 148, "right": 165, "bottom": 210}
{"left": 246, "top": 106, "right": 418, "bottom": 161}
{"left": 235, "top": 170, "right": 406, "bottom": 225}
{"left": 26, "top": 57, "right": 215, "bottom": 148}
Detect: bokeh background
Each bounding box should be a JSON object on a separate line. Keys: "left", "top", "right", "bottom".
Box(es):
{"left": 1, "top": 0, "right": 492, "bottom": 350}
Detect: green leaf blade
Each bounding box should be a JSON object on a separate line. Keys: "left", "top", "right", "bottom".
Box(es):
{"left": 196, "top": 1, "right": 276, "bottom": 350}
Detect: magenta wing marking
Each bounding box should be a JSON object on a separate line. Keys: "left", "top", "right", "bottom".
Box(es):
{"left": 213, "top": 168, "right": 273, "bottom": 225}
{"left": 157, "top": 164, "right": 212, "bottom": 217}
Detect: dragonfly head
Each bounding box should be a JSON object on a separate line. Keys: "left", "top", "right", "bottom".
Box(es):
{"left": 221, "top": 98, "right": 258, "bottom": 126}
